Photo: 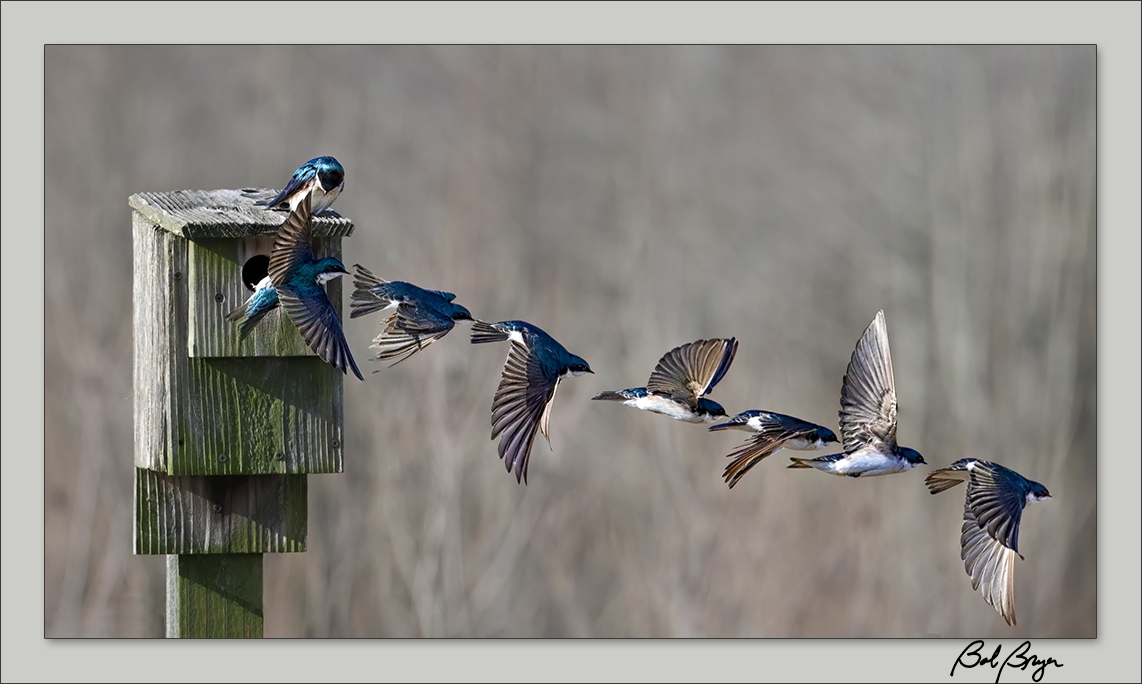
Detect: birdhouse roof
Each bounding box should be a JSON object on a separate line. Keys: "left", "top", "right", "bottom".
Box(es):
{"left": 129, "top": 188, "right": 354, "bottom": 240}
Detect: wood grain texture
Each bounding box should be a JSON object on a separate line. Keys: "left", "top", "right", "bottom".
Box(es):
{"left": 136, "top": 468, "right": 307, "bottom": 555}
{"left": 166, "top": 554, "right": 263, "bottom": 638}
{"left": 133, "top": 212, "right": 182, "bottom": 475}
{"left": 133, "top": 205, "right": 344, "bottom": 476}
{"left": 128, "top": 189, "right": 353, "bottom": 240}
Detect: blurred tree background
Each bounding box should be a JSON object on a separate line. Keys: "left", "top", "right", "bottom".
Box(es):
{"left": 44, "top": 45, "right": 1094, "bottom": 638}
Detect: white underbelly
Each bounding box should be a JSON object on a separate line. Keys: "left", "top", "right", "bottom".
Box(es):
{"left": 786, "top": 436, "right": 822, "bottom": 451}
{"left": 833, "top": 452, "right": 906, "bottom": 476}
{"left": 630, "top": 395, "right": 704, "bottom": 423}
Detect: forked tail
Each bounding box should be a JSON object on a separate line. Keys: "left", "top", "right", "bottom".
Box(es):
{"left": 591, "top": 391, "right": 627, "bottom": 402}
{"left": 470, "top": 320, "right": 509, "bottom": 344}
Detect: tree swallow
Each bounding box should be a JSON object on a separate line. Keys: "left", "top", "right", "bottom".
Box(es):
{"left": 925, "top": 459, "right": 1051, "bottom": 626}
{"left": 225, "top": 254, "right": 278, "bottom": 339}
{"left": 787, "top": 310, "right": 925, "bottom": 477}
{"left": 258, "top": 156, "right": 345, "bottom": 215}
{"left": 268, "top": 192, "right": 362, "bottom": 380}
{"left": 225, "top": 275, "right": 279, "bottom": 339}
{"left": 709, "top": 410, "right": 838, "bottom": 488}
{"left": 470, "top": 319, "right": 593, "bottom": 484}
{"left": 591, "top": 338, "right": 738, "bottom": 424}
{"left": 349, "top": 263, "right": 474, "bottom": 367}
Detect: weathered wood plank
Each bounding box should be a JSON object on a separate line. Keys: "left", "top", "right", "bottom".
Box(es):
{"left": 167, "top": 554, "right": 263, "bottom": 638}
{"left": 136, "top": 468, "right": 307, "bottom": 555}
{"left": 133, "top": 213, "right": 182, "bottom": 477}
{"left": 133, "top": 210, "right": 344, "bottom": 475}
{"left": 129, "top": 189, "right": 354, "bottom": 240}
{"left": 173, "top": 357, "right": 344, "bottom": 474}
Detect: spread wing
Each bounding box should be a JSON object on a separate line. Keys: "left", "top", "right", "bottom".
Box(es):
{"left": 965, "top": 461, "right": 1027, "bottom": 555}
{"left": 721, "top": 415, "right": 828, "bottom": 488}
{"left": 268, "top": 192, "right": 315, "bottom": 287}
{"left": 960, "top": 502, "right": 1019, "bottom": 626}
{"left": 927, "top": 459, "right": 1025, "bottom": 626}
{"left": 723, "top": 432, "right": 796, "bottom": 488}
{"left": 489, "top": 340, "right": 560, "bottom": 484}
{"left": 367, "top": 304, "right": 457, "bottom": 367}
{"left": 646, "top": 338, "right": 738, "bottom": 408}
{"left": 277, "top": 285, "right": 363, "bottom": 381}
{"left": 838, "top": 311, "right": 897, "bottom": 453}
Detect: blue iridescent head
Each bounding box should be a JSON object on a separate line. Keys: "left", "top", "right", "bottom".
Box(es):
{"left": 697, "top": 397, "right": 727, "bottom": 418}
{"left": 898, "top": 446, "right": 926, "bottom": 466}
{"left": 565, "top": 354, "right": 593, "bottom": 376}
{"left": 450, "top": 304, "right": 474, "bottom": 321}
{"left": 312, "top": 156, "right": 345, "bottom": 192}
{"left": 313, "top": 257, "right": 350, "bottom": 283}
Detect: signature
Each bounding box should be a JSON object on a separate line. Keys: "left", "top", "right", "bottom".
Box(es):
{"left": 951, "top": 640, "right": 1063, "bottom": 683}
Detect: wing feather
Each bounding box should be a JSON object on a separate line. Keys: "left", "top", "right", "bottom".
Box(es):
{"left": 838, "top": 311, "right": 898, "bottom": 453}
{"left": 646, "top": 338, "right": 738, "bottom": 408}
{"left": 278, "top": 286, "right": 363, "bottom": 381}
{"left": 367, "top": 305, "right": 456, "bottom": 367}
{"left": 961, "top": 504, "right": 1018, "bottom": 626}
{"left": 268, "top": 193, "right": 315, "bottom": 287}
{"left": 489, "top": 340, "right": 559, "bottom": 484}
{"left": 722, "top": 433, "right": 794, "bottom": 488}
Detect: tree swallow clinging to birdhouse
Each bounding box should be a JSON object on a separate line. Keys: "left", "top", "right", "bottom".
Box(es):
{"left": 471, "top": 319, "right": 592, "bottom": 485}
{"left": 349, "top": 263, "right": 474, "bottom": 368}
{"left": 268, "top": 192, "right": 362, "bottom": 381}
{"left": 592, "top": 338, "right": 738, "bottom": 424}
{"left": 925, "top": 458, "right": 1051, "bottom": 626}
{"left": 225, "top": 254, "right": 278, "bottom": 339}
{"left": 225, "top": 274, "right": 279, "bottom": 339}
{"left": 259, "top": 155, "right": 345, "bottom": 215}
{"left": 787, "top": 310, "right": 925, "bottom": 477}
{"left": 710, "top": 410, "right": 838, "bottom": 488}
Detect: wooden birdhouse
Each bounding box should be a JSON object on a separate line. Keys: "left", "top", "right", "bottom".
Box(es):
{"left": 130, "top": 188, "right": 354, "bottom": 637}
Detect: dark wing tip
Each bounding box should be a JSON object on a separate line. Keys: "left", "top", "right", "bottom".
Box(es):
{"left": 706, "top": 337, "right": 739, "bottom": 393}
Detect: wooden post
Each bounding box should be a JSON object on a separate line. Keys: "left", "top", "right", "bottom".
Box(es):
{"left": 130, "top": 189, "right": 353, "bottom": 637}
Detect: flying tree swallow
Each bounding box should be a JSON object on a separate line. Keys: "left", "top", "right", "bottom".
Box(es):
{"left": 470, "top": 319, "right": 593, "bottom": 484}
{"left": 591, "top": 338, "right": 738, "bottom": 424}
{"left": 787, "top": 310, "right": 925, "bottom": 477}
{"left": 925, "top": 459, "right": 1051, "bottom": 626}
{"left": 349, "top": 263, "right": 474, "bottom": 367}
{"left": 710, "top": 410, "right": 838, "bottom": 488}
{"left": 268, "top": 192, "right": 362, "bottom": 381}
{"left": 258, "top": 155, "right": 345, "bottom": 215}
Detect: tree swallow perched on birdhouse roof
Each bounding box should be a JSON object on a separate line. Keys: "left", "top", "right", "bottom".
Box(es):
{"left": 787, "top": 310, "right": 925, "bottom": 477}
{"left": 470, "top": 319, "right": 593, "bottom": 484}
{"left": 710, "top": 410, "right": 838, "bottom": 488}
{"left": 268, "top": 192, "right": 362, "bottom": 380}
{"left": 258, "top": 155, "right": 345, "bottom": 215}
{"left": 592, "top": 338, "right": 738, "bottom": 424}
{"left": 925, "top": 459, "right": 1051, "bottom": 626}
{"left": 349, "top": 263, "right": 474, "bottom": 368}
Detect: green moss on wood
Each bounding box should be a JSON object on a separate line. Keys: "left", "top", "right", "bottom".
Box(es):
{"left": 136, "top": 468, "right": 307, "bottom": 555}
{"left": 167, "top": 554, "right": 264, "bottom": 638}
